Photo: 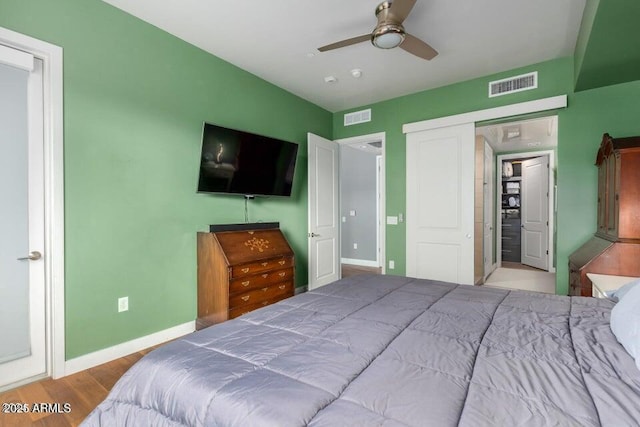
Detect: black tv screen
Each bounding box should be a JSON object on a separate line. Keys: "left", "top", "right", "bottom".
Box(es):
{"left": 197, "top": 123, "right": 298, "bottom": 197}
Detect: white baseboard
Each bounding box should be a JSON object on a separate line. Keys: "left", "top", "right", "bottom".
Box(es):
{"left": 63, "top": 321, "right": 195, "bottom": 377}
{"left": 341, "top": 258, "right": 380, "bottom": 268}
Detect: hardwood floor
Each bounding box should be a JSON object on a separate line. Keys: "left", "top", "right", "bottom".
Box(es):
{"left": 342, "top": 263, "right": 382, "bottom": 278}
{"left": 0, "top": 346, "right": 157, "bottom": 426}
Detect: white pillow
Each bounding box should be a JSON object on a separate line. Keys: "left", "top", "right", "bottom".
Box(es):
{"left": 610, "top": 280, "right": 640, "bottom": 371}
{"left": 606, "top": 278, "right": 640, "bottom": 301}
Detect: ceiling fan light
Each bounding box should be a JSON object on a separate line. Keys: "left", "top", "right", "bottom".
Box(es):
{"left": 372, "top": 24, "right": 405, "bottom": 49}
{"left": 374, "top": 32, "right": 404, "bottom": 49}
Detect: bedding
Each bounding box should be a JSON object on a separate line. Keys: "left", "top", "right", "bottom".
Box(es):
{"left": 610, "top": 279, "right": 640, "bottom": 370}
{"left": 82, "top": 274, "right": 640, "bottom": 426}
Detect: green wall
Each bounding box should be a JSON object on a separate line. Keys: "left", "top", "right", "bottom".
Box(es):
{"left": 333, "top": 57, "right": 640, "bottom": 295}
{"left": 333, "top": 58, "right": 572, "bottom": 280}
{"left": 558, "top": 79, "right": 640, "bottom": 293}
{"left": 574, "top": 0, "right": 640, "bottom": 91}
{"left": 0, "top": 0, "right": 332, "bottom": 358}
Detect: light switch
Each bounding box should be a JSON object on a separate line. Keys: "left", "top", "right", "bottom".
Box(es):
{"left": 353, "top": 243, "right": 358, "bottom": 249}
{"left": 387, "top": 216, "right": 398, "bottom": 225}
{"left": 349, "top": 210, "right": 356, "bottom": 216}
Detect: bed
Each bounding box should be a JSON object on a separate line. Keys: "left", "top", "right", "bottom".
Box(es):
{"left": 82, "top": 274, "right": 640, "bottom": 426}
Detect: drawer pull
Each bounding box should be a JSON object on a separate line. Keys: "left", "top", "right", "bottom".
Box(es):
{"left": 262, "top": 287, "right": 268, "bottom": 292}
{"left": 241, "top": 268, "right": 250, "bottom": 274}
{"left": 279, "top": 272, "right": 286, "bottom": 277}
{"left": 262, "top": 273, "right": 268, "bottom": 278}
{"left": 279, "top": 285, "right": 286, "bottom": 290}
{"left": 278, "top": 260, "right": 285, "bottom": 265}
{"left": 261, "top": 301, "right": 268, "bottom": 306}
{"left": 241, "top": 295, "right": 250, "bottom": 302}
{"left": 261, "top": 262, "right": 268, "bottom": 267}
{"left": 242, "top": 281, "right": 250, "bottom": 287}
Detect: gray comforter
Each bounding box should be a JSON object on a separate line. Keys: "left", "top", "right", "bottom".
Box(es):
{"left": 83, "top": 275, "right": 640, "bottom": 426}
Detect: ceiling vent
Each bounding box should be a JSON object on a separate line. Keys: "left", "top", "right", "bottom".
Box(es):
{"left": 344, "top": 108, "right": 372, "bottom": 126}
{"left": 489, "top": 72, "right": 537, "bottom": 98}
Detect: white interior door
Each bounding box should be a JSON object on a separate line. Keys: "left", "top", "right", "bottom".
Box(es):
{"left": 307, "top": 133, "right": 340, "bottom": 290}
{"left": 521, "top": 156, "right": 549, "bottom": 270}
{"left": 0, "top": 46, "right": 46, "bottom": 388}
{"left": 406, "top": 123, "right": 475, "bottom": 285}
{"left": 483, "top": 141, "right": 494, "bottom": 279}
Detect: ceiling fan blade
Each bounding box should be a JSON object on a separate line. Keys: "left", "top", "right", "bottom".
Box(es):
{"left": 318, "top": 34, "right": 371, "bottom": 52}
{"left": 400, "top": 33, "right": 438, "bottom": 60}
{"left": 388, "top": 0, "right": 417, "bottom": 23}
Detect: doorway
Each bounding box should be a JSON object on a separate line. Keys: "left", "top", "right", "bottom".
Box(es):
{"left": 0, "top": 28, "right": 64, "bottom": 390}
{"left": 477, "top": 115, "right": 557, "bottom": 293}
{"left": 307, "top": 132, "right": 385, "bottom": 289}
{"left": 0, "top": 49, "right": 48, "bottom": 390}
{"left": 339, "top": 138, "right": 383, "bottom": 276}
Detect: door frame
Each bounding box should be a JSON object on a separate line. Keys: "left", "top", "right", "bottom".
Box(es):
{"left": 335, "top": 132, "right": 386, "bottom": 273}
{"left": 403, "top": 95, "right": 565, "bottom": 291}
{"left": 496, "top": 150, "right": 555, "bottom": 272}
{"left": 0, "top": 26, "right": 65, "bottom": 384}
{"left": 483, "top": 140, "right": 495, "bottom": 281}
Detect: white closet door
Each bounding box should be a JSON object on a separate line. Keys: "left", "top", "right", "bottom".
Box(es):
{"left": 406, "top": 123, "right": 475, "bottom": 285}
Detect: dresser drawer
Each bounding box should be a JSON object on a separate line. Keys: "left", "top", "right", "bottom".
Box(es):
{"left": 229, "top": 281, "right": 292, "bottom": 309}
{"left": 228, "top": 288, "right": 293, "bottom": 319}
{"left": 231, "top": 257, "right": 294, "bottom": 278}
{"left": 229, "top": 268, "right": 293, "bottom": 294}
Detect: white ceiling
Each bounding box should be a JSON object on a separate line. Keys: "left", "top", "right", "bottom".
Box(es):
{"left": 101, "top": 0, "right": 586, "bottom": 112}
{"left": 477, "top": 116, "right": 558, "bottom": 154}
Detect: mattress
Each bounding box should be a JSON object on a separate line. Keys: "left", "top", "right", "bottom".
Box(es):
{"left": 82, "top": 274, "right": 640, "bottom": 426}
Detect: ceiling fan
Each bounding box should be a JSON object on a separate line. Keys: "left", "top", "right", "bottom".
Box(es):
{"left": 318, "top": 0, "right": 438, "bottom": 60}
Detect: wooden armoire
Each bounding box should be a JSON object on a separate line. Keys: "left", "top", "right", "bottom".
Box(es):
{"left": 568, "top": 133, "right": 640, "bottom": 296}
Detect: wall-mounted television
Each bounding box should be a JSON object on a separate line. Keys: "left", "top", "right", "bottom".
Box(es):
{"left": 197, "top": 123, "right": 298, "bottom": 197}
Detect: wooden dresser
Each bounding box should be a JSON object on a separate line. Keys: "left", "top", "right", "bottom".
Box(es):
{"left": 197, "top": 223, "right": 295, "bottom": 329}
{"left": 568, "top": 133, "right": 640, "bottom": 296}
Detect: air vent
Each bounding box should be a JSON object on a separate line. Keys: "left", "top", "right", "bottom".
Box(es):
{"left": 344, "top": 109, "right": 371, "bottom": 126}
{"left": 368, "top": 141, "right": 382, "bottom": 148}
{"left": 489, "top": 72, "right": 537, "bottom": 98}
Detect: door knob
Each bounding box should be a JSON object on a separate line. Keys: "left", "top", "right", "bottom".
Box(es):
{"left": 308, "top": 232, "right": 321, "bottom": 237}
{"left": 17, "top": 251, "right": 42, "bottom": 261}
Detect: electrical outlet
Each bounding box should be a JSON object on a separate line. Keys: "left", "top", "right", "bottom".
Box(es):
{"left": 353, "top": 243, "right": 358, "bottom": 249}
{"left": 342, "top": 216, "right": 346, "bottom": 223}
{"left": 118, "top": 296, "right": 129, "bottom": 312}
{"left": 389, "top": 260, "right": 395, "bottom": 269}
